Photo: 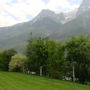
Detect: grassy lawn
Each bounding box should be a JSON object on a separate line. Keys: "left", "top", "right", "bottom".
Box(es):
{"left": 0, "top": 71, "right": 90, "bottom": 90}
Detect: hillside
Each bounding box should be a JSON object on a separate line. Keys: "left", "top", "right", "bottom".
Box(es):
{"left": 0, "top": 72, "right": 90, "bottom": 90}
{"left": 0, "top": 16, "right": 61, "bottom": 52}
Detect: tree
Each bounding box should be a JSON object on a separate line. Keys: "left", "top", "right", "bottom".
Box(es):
{"left": 0, "top": 49, "right": 17, "bottom": 71}
{"left": 65, "top": 36, "right": 90, "bottom": 83}
{"left": 47, "top": 41, "right": 65, "bottom": 78}
{"left": 9, "top": 54, "right": 28, "bottom": 72}
{"left": 26, "top": 37, "right": 65, "bottom": 78}
{"left": 27, "top": 37, "right": 48, "bottom": 76}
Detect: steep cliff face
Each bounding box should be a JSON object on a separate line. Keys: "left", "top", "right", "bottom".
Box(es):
{"left": 77, "top": 0, "right": 90, "bottom": 16}
{"left": 31, "top": 9, "right": 65, "bottom": 24}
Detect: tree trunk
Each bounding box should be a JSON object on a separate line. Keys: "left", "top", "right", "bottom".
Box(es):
{"left": 72, "top": 62, "right": 75, "bottom": 82}
{"left": 40, "top": 66, "right": 43, "bottom": 76}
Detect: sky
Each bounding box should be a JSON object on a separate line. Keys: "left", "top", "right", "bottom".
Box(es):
{"left": 0, "top": 0, "right": 82, "bottom": 27}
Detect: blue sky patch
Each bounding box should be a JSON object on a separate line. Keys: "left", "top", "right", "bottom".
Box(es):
{"left": 10, "top": 0, "right": 18, "bottom": 3}
{"left": 68, "top": 0, "right": 82, "bottom": 5}
{"left": 42, "top": 0, "right": 49, "bottom": 4}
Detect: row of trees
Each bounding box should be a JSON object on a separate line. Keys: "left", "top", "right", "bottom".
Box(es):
{"left": 26, "top": 36, "right": 90, "bottom": 84}
{"left": 0, "top": 35, "right": 90, "bottom": 84}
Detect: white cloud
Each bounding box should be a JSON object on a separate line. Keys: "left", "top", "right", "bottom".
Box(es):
{"left": 45, "top": 0, "right": 80, "bottom": 13}
{"left": 0, "top": 0, "right": 81, "bottom": 27}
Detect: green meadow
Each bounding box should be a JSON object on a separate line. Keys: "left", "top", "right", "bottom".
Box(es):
{"left": 0, "top": 72, "right": 90, "bottom": 90}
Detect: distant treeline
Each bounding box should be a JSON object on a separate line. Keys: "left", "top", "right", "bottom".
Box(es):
{"left": 0, "top": 35, "right": 90, "bottom": 85}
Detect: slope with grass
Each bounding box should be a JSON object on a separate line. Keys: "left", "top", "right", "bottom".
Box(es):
{"left": 0, "top": 72, "right": 90, "bottom": 90}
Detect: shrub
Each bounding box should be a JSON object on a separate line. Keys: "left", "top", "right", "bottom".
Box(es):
{"left": 9, "top": 54, "right": 28, "bottom": 72}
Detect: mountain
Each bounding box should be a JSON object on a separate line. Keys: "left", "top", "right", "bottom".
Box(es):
{"left": 31, "top": 9, "right": 65, "bottom": 24}
{"left": 0, "top": 0, "right": 90, "bottom": 52}
{"left": 77, "top": 0, "right": 90, "bottom": 16}
{"left": 64, "top": 8, "right": 78, "bottom": 22}
{"left": 52, "top": 12, "right": 90, "bottom": 40}
{"left": 0, "top": 10, "right": 63, "bottom": 52}
{"left": 32, "top": 9, "right": 77, "bottom": 24}
{"left": 51, "top": 0, "right": 90, "bottom": 40}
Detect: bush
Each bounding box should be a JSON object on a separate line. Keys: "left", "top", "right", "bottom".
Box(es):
{"left": 0, "top": 49, "right": 17, "bottom": 71}
{"left": 9, "top": 54, "right": 28, "bottom": 72}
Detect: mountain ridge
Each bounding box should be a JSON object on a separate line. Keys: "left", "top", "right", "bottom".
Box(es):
{"left": 0, "top": 0, "right": 90, "bottom": 52}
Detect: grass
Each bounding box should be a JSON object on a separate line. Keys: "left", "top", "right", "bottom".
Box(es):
{"left": 0, "top": 72, "right": 90, "bottom": 90}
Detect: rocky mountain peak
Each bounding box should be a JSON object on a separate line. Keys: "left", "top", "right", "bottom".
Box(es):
{"left": 31, "top": 9, "right": 65, "bottom": 24}
{"left": 77, "top": 0, "right": 90, "bottom": 16}
{"left": 39, "top": 9, "right": 55, "bottom": 15}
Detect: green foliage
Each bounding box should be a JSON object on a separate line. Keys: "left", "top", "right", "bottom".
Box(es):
{"left": 65, "top": 36, "right": 90, "bottom": 83}
{"left": 27, "top": 37, "right": 48, "bottom": 74}
{"left": 26, "top": 35, "right": 90, "bottom": 84}
{"left": 0, "top": 35, "right": 90, "bottom": 84}
{"left": 26, "top": 37, "right": 65, "bottom": 78}
{"left": 9, "top": 54, "right": 28, "bottom": 72}
{"left": 47, "top": 41, "right": 65, "bottom": 78}
{"left": 0, "top": 49, "right": 17, "bottom": 71}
